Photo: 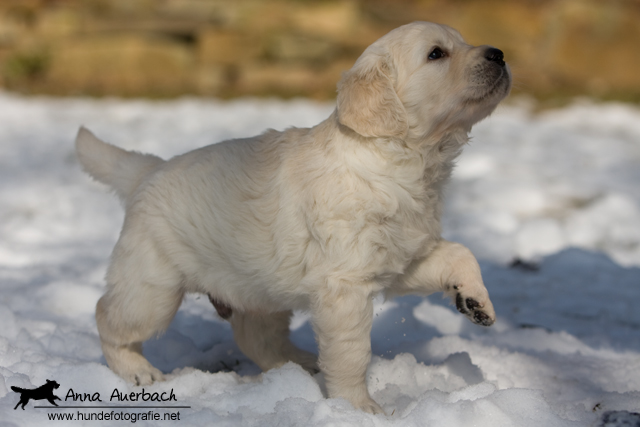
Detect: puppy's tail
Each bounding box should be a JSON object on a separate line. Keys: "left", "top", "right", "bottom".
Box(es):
{"left": 75, "top": 127, "right": 165, "bottom": 203}
{"left": 11, "top": 386, "right": 25, "bottom": 393}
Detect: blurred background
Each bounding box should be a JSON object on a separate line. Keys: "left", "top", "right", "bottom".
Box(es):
{"left": 1, "top": 0, "right": 640, "bottom": 103}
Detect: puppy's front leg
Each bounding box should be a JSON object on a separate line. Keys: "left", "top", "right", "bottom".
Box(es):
{"left": 397, "top": 240, "right": 495, "bottom": 326}
{"left": 312, "top": 282, "right": 384, "bottom": 414}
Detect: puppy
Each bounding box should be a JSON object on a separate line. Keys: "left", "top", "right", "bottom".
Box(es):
{"left": 76, "top": 21, "right": 510, "bottom": 414}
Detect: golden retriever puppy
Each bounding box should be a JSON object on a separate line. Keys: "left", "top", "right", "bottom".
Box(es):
{"left": 76, "top": 21, "right": 510, "bottom": 414}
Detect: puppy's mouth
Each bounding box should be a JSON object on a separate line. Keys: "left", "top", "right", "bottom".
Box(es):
{"left": 466, "top": 64, "right": 511, "bottom": 104}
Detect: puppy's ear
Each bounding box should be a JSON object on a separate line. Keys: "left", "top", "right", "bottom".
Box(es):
{"left": 337, "top": 55, "right": 407, "bottom": 138}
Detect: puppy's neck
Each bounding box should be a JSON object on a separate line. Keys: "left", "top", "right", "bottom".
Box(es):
{"left": 329, "top": 111, "right": 467, "bottom": 191}
{"left": 424, "top": 129, "right": 469, "bottom": 157}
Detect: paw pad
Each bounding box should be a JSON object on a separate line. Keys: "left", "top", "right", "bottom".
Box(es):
{"left": 455, "top": 293, "right": 494, "bottom": 326}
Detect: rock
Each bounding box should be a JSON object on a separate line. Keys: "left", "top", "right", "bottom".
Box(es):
{"left": 198, "top": 29, "right": 262, "bottom": 66}
{"left": 46, "top": 34, "right": 194, "bottom": 96}
{"left": 267, "top": 33, "right": 336, "bottom": 63}
{"left": 598, "top": 411, "right": 640, "bottom": 427}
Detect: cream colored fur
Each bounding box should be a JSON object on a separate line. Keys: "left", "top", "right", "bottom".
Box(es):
{"left": 76, "top": 22, "right": 511, "bottom": 414}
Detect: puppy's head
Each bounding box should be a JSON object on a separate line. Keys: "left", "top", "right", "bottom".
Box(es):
{"left": 337, "top": 22, "right": 511, "bottom": 140}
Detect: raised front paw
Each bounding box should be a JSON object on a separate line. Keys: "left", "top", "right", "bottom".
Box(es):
{"left": 454, "top": 287, "right": 495, "bottom": 326}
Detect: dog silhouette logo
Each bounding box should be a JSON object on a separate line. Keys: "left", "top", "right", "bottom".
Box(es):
{"left": 11, "top": 379, "right": 61, "bottom": 410}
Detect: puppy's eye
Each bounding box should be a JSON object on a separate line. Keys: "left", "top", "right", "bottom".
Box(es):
{"left": 428, "top": 47, "right": 446, "bottom": 60}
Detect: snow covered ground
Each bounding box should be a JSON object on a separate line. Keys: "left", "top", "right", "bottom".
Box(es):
{"left": 1, "top": 92, "right": 640, "bottom": 426}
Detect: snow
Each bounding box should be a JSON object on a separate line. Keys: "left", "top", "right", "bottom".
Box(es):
{"left": 1, "top": 92, "right": 640, "bottom": 426}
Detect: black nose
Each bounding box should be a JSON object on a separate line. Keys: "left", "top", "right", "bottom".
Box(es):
{"left": 484, "top": 47, "right": 505, "bottom": 67}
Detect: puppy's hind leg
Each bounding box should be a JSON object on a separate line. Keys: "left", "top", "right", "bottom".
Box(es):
{"left": 229, "top": 310, "right": 318, "bottom": 374}
{"left": 97, "top": 284, "right": 184, "bottom": 385}
{"left": 96, "top": 238, "right": 184, "bottom": 386}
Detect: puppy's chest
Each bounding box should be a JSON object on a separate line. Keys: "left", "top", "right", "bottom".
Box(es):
{"left": 312, "top": 174, "right": 439, "bottom": 276}
{"left": 374, "top": 189, "right": 439, "bottom": 268}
